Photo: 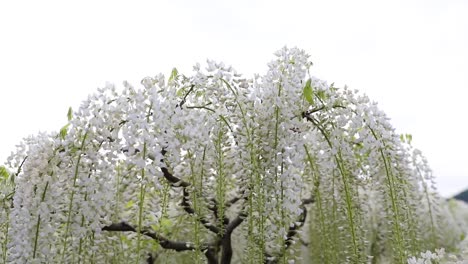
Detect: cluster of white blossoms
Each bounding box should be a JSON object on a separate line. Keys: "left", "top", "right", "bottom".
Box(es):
{"left": 1, "top": 47, "right": 468, "bottom": 263}
{"left": 407, "top": 247, "right": 468, "bottom": 264}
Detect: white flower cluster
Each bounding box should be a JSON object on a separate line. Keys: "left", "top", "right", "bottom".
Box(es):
{"left": 1, "top": 47, "right": 465, "bottom": 263}
{"left": 407, "top": 248, "right": 468, "bottom": 264}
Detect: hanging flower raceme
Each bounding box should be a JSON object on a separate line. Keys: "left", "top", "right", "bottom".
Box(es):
{"left": 0, "top": 47, "right": 465, "bottom": 264}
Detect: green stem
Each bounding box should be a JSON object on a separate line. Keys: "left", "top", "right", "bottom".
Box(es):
{"left": 136, "top": 142, "right": 147, "bottom": 264}
{"left": 273, "top": 83, "right": 287, "bottom": 262}
{"left": 2, "top": 209, "right": 9, "bottom": 263}
{"left": 335, "top": 152, "right": 359, "bottom": 257}
{"left": 215, "top": 128, "right": 226, "bottom": 235}
{"left": 33, "top": 181, "right": 49, "bottom": 259}
{"left": 221, "top": 78, "right": 262, "bottom": 262}
{"left": 61, "top": 131, "right": 89, "bottom": 261}
{"left": 369, "top": 127, "right": 405, "bottom": 262}
{"left": 312, "top": 119, "right": 360, "bottom": 260}
{"left": 188, "top": 151, "right": 202, "bottom": 263}
{"left": 417, "top": 167, "right": 437, "bottom": 248}
{"left": 304, "top": 145, "right": 331, "bottom": 263}
{"left": 136, "top": 102, "right": 152, "bottom": 264}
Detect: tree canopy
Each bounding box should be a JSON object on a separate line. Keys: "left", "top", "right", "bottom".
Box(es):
{"left": 1, "top": 47, "right": 467, "bottom": 263}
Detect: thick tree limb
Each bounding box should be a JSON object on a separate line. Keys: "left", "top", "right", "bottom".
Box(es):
{"left": 205, "top": 247, "right": 218, "bottom": 264}
{"left": 102, "top": 222, "right": 136, "bottom": 232}
{"left": 146, "top": 253, "right": 157, "bottom": 264}
{"left": 207, "top": 198, "right": 230, "bottom": 227}
{"left": 226, "top": 196, "right": 242, "bottom": 207}
{"left": 219, "top": 211, "right": 247, "bottom": 264}
{"left": 160, "top": 167, "right": 190, "bottom": 187}
{"left": 284, "top": 206, "right": 308, "bottom": 249}
{"left": 102, "top": 222, "right": 196, "bottom": 251}
{"left": 181, "top": 189, "right": 221, "bottom": 234}
{"left": 225, "top": 212, "right": 247, "bottom": 235}
{"left": 102, "top": 221, "right": 218, "bottom": 263}
{"left": 264, "top": 197, "right": 315, "bottom": 264}
{"left": 153, "top": 151, "right": 220, "bottom": 234}
{"left": 284, "top": 197, "right": 314, "bottom": 250}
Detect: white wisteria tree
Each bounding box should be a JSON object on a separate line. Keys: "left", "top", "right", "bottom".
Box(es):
{"left": 1, "top": 47, "right": 467, "bottom": 264}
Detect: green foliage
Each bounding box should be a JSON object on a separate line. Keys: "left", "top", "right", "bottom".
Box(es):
{"left": 67, "top": 107, "right": 73, "bottom": 121}
{"left": 59, "top": 124, "right": 69, "bottom": 140}
{"left": 303, "top": 78, "right": 314, "bottom": 105}
{"left": 168, "top": 67, "right": 178, "bottom": 84}
{"left": 0, "top": 167, "right": 8, "bottom": 182}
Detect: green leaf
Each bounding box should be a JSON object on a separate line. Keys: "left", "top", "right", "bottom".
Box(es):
{"left": 195, "top": 90, "right": 205, "bottom": 97}
{"left": 168, "top": 67, "right": 178, "bottom": 83}
{"left": 0, "top": 166, "right": 14, "bottom": 185}
{"left": 317, "top": 90, "right": 327, "bottom": 101}
{"left": 125, "top": 200, "right": 134, "bottom": 209}
{"left": 176, "top": 87, "right": 186, "bottom": 97}
{"left": 59, "top": 124, "right": 70, "bottom": 140}
{"left": 150, "top": 217, "right": 172, "bottom": 235}
{"left": 303, "top": 78, "right": 314, "bottom": 105}
{"left": 160, "top": 218, "right": 172, "bottom": 229}
{"left": 399, "top": 133, "right": 413, "bottom": 144}
{"left": 405, "top": 134, "right": 413, "bottom": 144}
{"left": 150, "top": 224, "right": 159, "bottom": 232}
{"left": 0, "top": 166, "right": 9, "bottom": 181}
{"left": 159, "top": 217, "right": 172, "bottom": 235}
{"left": 67, "top": 107, "right": 73, "bottom": 121}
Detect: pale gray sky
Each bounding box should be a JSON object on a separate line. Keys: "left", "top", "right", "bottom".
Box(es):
{"left": 0, "top": 0, "right": 467, "bottom": 197}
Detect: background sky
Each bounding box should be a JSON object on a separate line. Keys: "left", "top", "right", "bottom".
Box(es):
{"left": 0, "top": 0, "right": 467, "bottom": 197}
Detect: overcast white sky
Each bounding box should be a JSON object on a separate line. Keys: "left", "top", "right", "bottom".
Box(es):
{"left": 0, "top": 0, "right": 467, "bottom": 197}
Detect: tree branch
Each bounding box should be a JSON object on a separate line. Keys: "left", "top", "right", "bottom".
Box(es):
{"left": 219, "top": 211, "right": 247, "bottom": 264}
{"left": 153, "top": 150, "right": 221, "bottom": 235}
{"left": 160, "top": 167, "right": 190, "bottom": 187}
{"left": 264, "top": 197, "right": 315, "bottom": 263}
{"left": 180, "top": 188, "right": 221, "bottom": 234}
{"left": 207, "top": 198, "right": 230, "bottom": 227}
{"left": 177, "top": 84, "right": 195, "bottom": 109}
{"left": 146, "top": 253, "right": 157, "bottom": 264}
{"left": 102, "top": 221, "right": 219, "bottom": 264}
{"left": 102, "top": 222, "right": 196, "bottom": 251}
{"left": 284, "top": 197, "right": 314, "bottom": 250}
{"left": 225, "top": 212, "right": 246, "bottom": 235}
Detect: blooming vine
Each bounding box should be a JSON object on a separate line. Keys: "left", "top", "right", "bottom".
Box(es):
{"left": 1, "top": 47, "right": 467, "bottom": 264}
